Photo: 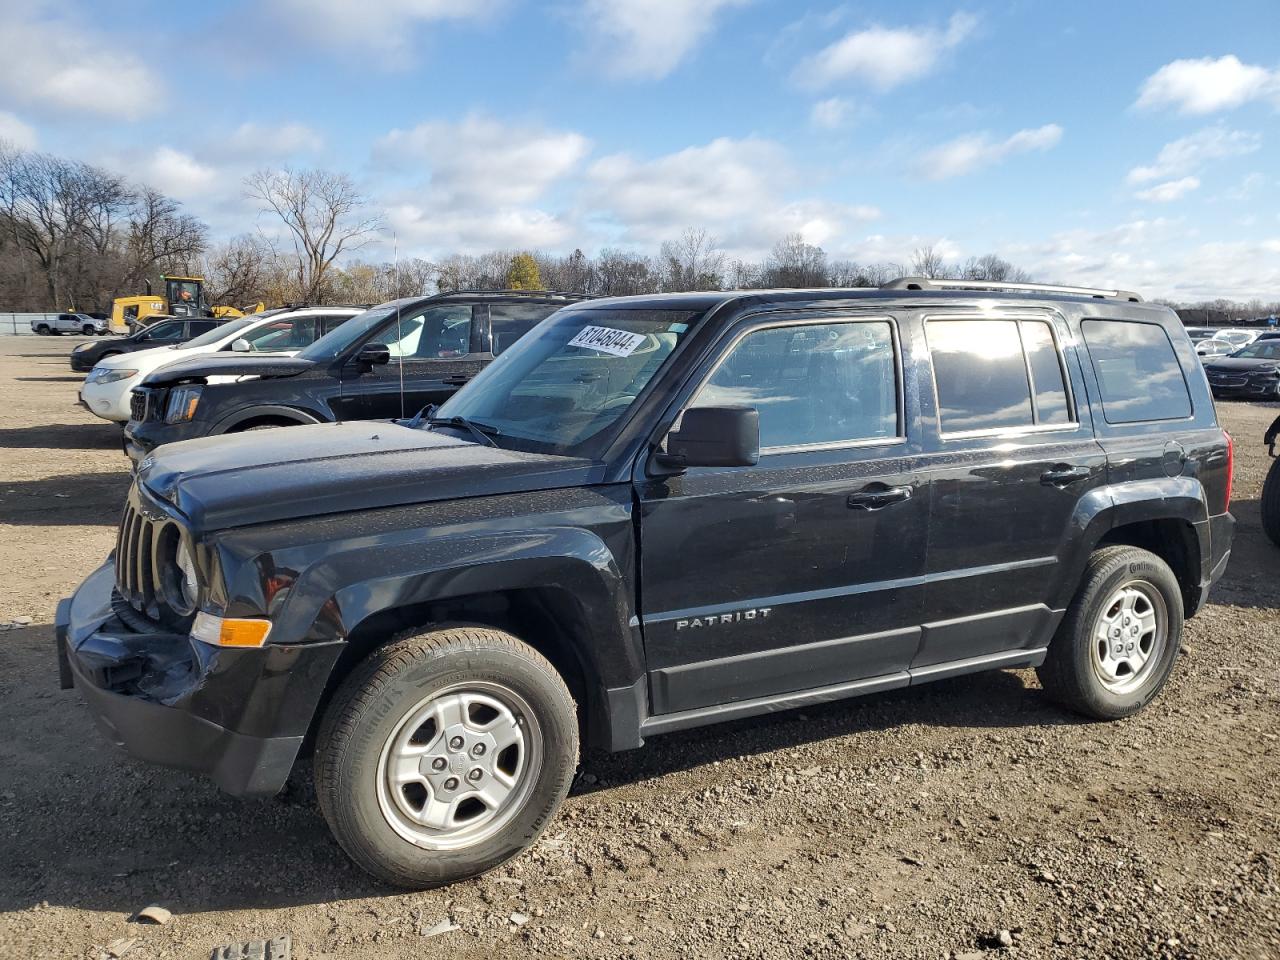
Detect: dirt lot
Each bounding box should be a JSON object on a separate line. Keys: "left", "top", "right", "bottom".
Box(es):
{"left": 0, "top": 334, "right": 1277, "bottom": 960}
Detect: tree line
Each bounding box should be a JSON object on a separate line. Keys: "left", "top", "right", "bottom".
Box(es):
{"left": 1, "top": 147, "right": 1267, "bottom": 317}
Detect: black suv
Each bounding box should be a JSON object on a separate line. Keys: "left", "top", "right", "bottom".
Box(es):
{"left": 69, "top": 316, "right": 225, "bottom": 372}
{"left": 58, "top": 279, "right": 1233, "bottom": 888}
{"left": 121, "top": 290, "right": 586, "bottom": 465}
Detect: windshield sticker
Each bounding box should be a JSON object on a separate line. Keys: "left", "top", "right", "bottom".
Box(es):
{"left": 568, "top": 325, "right": 648, "bottom": 357}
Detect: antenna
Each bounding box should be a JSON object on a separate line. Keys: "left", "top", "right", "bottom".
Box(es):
{"left": 394, "top": 230, "right": 406, "bottom": 420}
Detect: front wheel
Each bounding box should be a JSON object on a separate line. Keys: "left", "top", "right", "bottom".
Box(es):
{"left": 1037, "top": 545, "right": 1183, "bottom": 720}
{"left": 314, "top": 625, "right": 578, "bottom": 888}
{"left": 82, "top": 324, "right": 96, "bottom": 335}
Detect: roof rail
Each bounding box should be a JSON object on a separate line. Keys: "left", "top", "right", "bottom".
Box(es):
{"left": 434, "top": 288, "right": 593, "bottom": 299}
{"left": 883, "top": 276, "right": 1144, "bottom": 303}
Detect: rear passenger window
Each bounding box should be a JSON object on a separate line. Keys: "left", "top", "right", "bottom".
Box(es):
{"left": 490, "top": 303, "right": 557, "bottom": 355}
{"left": 696, "top": 320, "right": 899, "bottom": 449}
{"left": 1082, "top": 320, "right": 1192, "bottom": 423}
{"left": 928, "top": 319, "right": 1074, "bottom": 433}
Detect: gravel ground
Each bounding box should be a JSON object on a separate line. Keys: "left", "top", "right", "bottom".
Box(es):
{"left": 1, "top": 334, "right": 1277, "bottom": 960}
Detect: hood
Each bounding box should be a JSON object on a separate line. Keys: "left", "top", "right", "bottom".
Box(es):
{"left": 1203, "top": 357, "right": 1280, "bottom": 372}
{"left": 138, "top": 421, "right": 602, "bottom": 532}
{"left": 143, "top": 354, "right": 315, "bottom": 386}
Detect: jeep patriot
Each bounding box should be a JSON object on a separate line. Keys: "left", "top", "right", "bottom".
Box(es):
{"left": 57, "top": 278, "right": 1234, "bottom": 887}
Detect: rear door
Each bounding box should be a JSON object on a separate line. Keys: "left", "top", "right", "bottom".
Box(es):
{"left": 912, "top": 311, "right": 1107, "bottom": 670}
{"left": 637, "top": 313, "right": 929, "bottom": 716}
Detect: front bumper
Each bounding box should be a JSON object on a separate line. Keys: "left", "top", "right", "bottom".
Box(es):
{"left": 57, "top": 561, "right": 343, "bottom": 796}
{"left": 123, "top": 419, "right": 204, "bottom": 467}
{"left": 1206, "top": 374, "right": 1280, "bottom": 399}
{"left": 79, "top": 378, "right": 135, "bottom": 422}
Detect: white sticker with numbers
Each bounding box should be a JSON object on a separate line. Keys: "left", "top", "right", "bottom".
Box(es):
{"left": 567, "top": 325, "right": 647, "bottom": 357}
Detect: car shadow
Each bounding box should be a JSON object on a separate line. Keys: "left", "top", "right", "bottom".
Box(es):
{"left": 13, "top": 375, "right": 86, "bottom": 382}
{"left": 0, "top": 423, "right": 125, "bottom": 451}
{"left": 0, "top": 656, "right": 1082, "bottom": 917}
{"left": 0, "top": 472, "right": 130, "bottom": 525}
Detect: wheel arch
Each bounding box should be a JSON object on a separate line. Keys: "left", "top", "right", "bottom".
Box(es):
{"left": 213, "top": 404, "right": 322, "bottom": 433}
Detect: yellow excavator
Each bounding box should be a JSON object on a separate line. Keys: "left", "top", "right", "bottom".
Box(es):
{"left": 109, "top": 275, "right": 265, "bottom": 333}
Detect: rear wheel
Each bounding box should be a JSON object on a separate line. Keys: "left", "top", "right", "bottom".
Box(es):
{"left": 314, "top": 625, "right": 578, "bottom": 888}
{"left": 1261, "top": 458, "right": 1280, "bottom": 547}
{"left": 1037, "top": 545, "right": 1183, "bottom": 720}
{"left": 35, "top": 324, "right": 50, "bottom": 335}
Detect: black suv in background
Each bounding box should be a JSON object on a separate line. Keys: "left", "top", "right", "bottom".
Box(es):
{"left": 122, "top": 290, "right": 586, "bottom": 464}
{"left": 69, "top": 316, "right": 226, "bottom": 372}
{"left": 59, "top": 278, "right": 1233, "bottom": 888}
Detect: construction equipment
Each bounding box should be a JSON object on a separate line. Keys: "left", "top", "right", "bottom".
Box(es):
{"left": 109, "top": 276, "right": 265, "bottom": 333}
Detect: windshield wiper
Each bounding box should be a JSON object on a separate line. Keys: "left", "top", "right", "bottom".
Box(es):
{"left": 425, "top": 414, "right": 501, "bottom": 447}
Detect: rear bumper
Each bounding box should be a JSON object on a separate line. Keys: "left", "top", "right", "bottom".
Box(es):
{"left": 1189, "top": 511, "right": 1235, "bottom": 617}
{"left": 57, "top": 561, "right": 343, "bottom": 796}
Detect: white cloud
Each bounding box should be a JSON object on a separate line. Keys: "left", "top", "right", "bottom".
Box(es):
{"left": 583, "top": 136, "right": 879, "bottom": 255}
{"left": 264, "top": 0, "right": 502, "bottom": 50}
{"left": 227, "top": 122, "right": 324, "bottom": 157}
{"left": 580, "top": 0, "right": 749, "bottom": 80}
{"left": 0, "top": 111, "right": 37, "bottom": 150}
{"left": 373, "top": 115, "right": 591, "bottom": 253}
{"left": 794, "top": 12, "right": 976, "bottom": 91}
{"left": 1134, "top": 176, "right": 1200, "bottom": 203}
{"left": 1127, "top": 127, "right": 1260, "bottom": 184}
{"left": 810, "top": 97, "right": 852, "bottom": 130}
{"left": 376, "top": 115, "right": 591, "bottom": 207}
{"left": 1013, "top": 218, "right": 1280, "bottom": 301}
{"left": 144, "top": 148, "right": 219, "bottom": 199}
{"left": 1136, "top": 55, "right": 1280, "bottom": 114}
{"left": 0, "top": 3, "right": 160, "bottom": 119}
{"left": 917, "top": 123, "right": 1062, "bottom": 180}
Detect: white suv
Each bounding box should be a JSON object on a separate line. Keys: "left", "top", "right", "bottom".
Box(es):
{"left": 79, "top": 307, "right": 360, "bottom": 422}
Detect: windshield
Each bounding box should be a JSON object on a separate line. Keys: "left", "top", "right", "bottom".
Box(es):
{"left": 299, "top": 299, "right": 420, "bottom": 362}
{"left": 435, "top": 307, "right": 703, "bottom": 457}
{"left": 1231, "top": 340, "right": 1280, "bottom": 360}
{"left": 183, "top": 316, "right": 255, "bottom": 349}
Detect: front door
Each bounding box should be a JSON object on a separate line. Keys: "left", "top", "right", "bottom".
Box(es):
{"left": 357, "top": 303, "right": 484, "bottom": 420}
{"left": 913, "top": 313, "right": 1107, "bottom": 668}
{"left": 636, "top": 315, "right": 929, "bottom": 717}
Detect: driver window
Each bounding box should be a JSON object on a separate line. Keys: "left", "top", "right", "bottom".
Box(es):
{"left": 694, "top": 320, "right": 900, "bottom": 450}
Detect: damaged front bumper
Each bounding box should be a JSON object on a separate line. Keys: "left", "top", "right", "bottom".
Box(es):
{"left": 57, "top": 561, "right": 343, "bottom": 796}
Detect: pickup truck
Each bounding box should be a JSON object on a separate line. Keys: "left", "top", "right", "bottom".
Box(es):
{"left": 58, "top": 279, "right": 1234, "bottom": 888}
{"left": 32, "top": 313, "right": 107, "bottom": 336}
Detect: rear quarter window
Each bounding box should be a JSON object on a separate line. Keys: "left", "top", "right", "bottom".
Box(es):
{"left": 1082, "top": 319, "right": 1192, "bottom": 423}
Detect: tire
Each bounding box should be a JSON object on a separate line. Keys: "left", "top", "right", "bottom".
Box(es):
{"left": 1261, "top": 457, "right": 1280, "bottom": 548}
{"left": 82, "top": 324, "right": 95, "bottom": 335}
{"left": 1037, "top": 545, "right": 1183, "bottom": 720}
{"left": 314, "top": 625, "right": 578, "bottom": 888}
{"left": 35, "top": 325, "right": 49, "bottom": 335}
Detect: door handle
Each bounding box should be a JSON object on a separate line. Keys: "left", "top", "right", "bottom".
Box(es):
{"left": 443, "top": 375, "right": 472, "bottom": 386}
{"left": 847, "top": 484, "right": 913, "bottom": 510}
{"left": 1040, "top": 465, "right": 1092, "bottom": 487}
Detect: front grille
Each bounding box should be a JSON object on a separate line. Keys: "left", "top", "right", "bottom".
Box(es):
{"left": 129, "top": 390, "right": 148, "bottom": 422}
{"left": 1209, "top": 375, "right": 1247, "bottom": 387}
{"left": 114, "top": 488, "right": 191, "bottom": 628}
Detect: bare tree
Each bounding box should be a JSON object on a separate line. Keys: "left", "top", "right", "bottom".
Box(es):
{"left": 910, "top": 245, "right": 950, "bottom": 279}
{"left": 246, "top": 167, "right": 382, "bottom": 303}
{"left": 763, "top": 233, "right": 829, "bottom": 287}
{"left": 203, "top": 234, "right": 274, "bottom": 306}
{"left": 595, "top": 248, "right": 658, "bottom": 296}
{"left": 659, "top": 227, "right": 725, "bottom": 292}
{"left": 959, "top": 253, "right": 1031, "bottom": 283}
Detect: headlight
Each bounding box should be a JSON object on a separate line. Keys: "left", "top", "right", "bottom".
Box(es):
{"left": 88, "top": 368, "right": 138, "bottom": 384}
{"left": 165, "top": 385, "right": 203, "bottom": 423}
{"left": 156, "top": 523, "right": 200, "bottom": 616}
{"left": 175, "top": 539, "right": 199, "bottom": 610}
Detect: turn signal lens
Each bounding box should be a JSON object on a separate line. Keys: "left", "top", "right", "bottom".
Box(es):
{"left": 192, "top": 612, "right": 272, "bottom": 647}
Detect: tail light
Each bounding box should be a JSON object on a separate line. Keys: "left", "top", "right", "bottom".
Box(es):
{"left": 1223, "top": 430, "right": 1234, "bottom": 511}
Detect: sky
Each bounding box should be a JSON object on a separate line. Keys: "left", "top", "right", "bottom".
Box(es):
{"left": 1, "top": 0, "right": 1278, "bottom": 301}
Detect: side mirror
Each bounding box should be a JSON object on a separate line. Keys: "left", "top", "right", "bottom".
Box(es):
{"left": 230, "top": 338, "right": 251, "bottom": 353}
{"left": 355, "top": 342, "right": 391, "bottom": 366}
{"left": 656, "top": 406, "right": 760, "bottom": 470}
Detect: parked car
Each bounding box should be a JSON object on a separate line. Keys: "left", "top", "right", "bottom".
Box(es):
{"left": 58, "top": 278, "right": 1233, "bottom": 888}
{"left": 1203, "top": 337, "right": 1280, "bottom": 400}
{"left": 32, "top": 312, "right": 107, "bottom": 336}
{"left": 121, "top": 290, "right": 586, "bottom": 465}
{"left": 69, "top": 316, "right": 226, "bottom": 372}
{"left": 1216, "top": 329, "right": 1259, "bottom": 348}
{"left": 1196, "top": 337, "right": 1236, "bottom": 359}
{"left": 79, "top": 307, "right": 359, "bottom": 423}
{"left": 1184, "top": 326, "right": 1219, "bottom": 343}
